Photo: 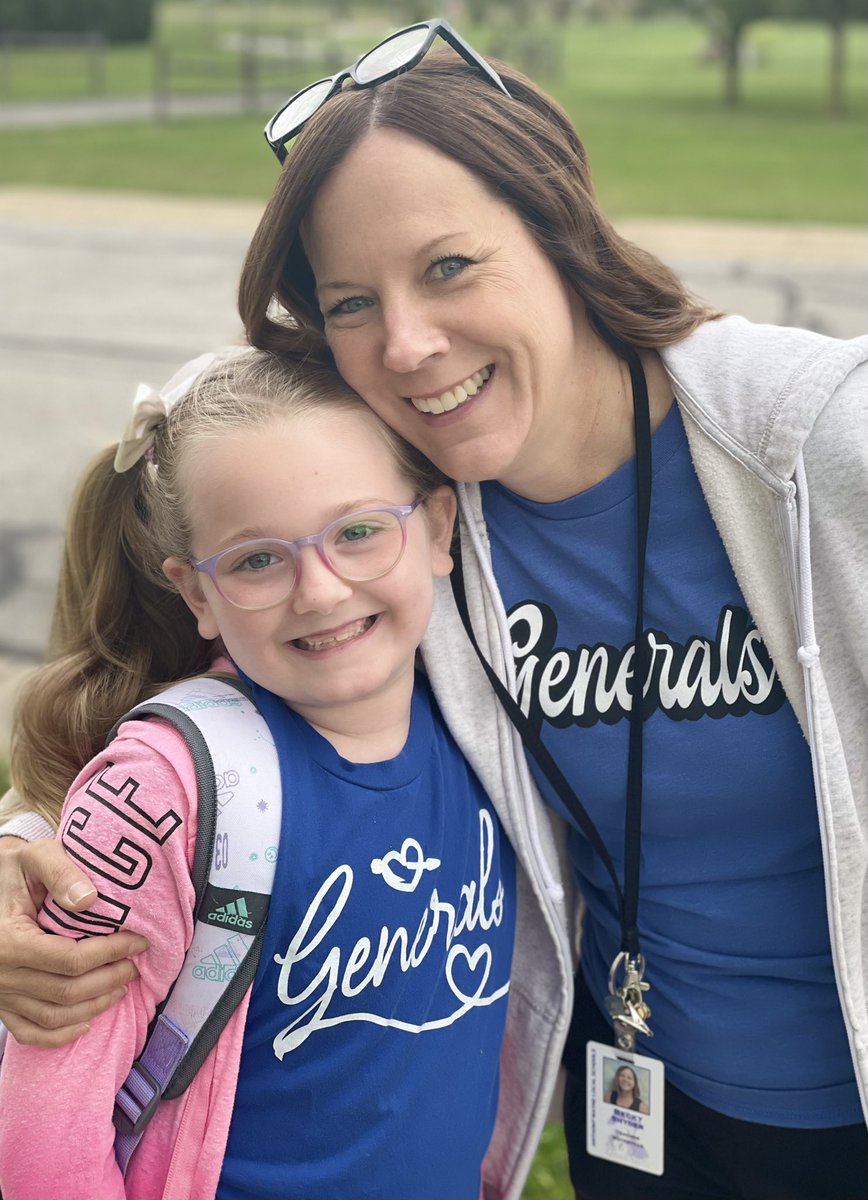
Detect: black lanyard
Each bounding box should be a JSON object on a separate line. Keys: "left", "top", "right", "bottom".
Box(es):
{"left": 449, "top": 349, "right": 652, "bottom": 963}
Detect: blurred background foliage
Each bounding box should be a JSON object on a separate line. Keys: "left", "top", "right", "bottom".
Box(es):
{"left": 0, "top": 0, "right": 864, "bottom": 221}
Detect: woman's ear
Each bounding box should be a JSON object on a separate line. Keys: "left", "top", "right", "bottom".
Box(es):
{"left": 163, "top": 557, "right": 220, "bottom": 641}
{"left": 424, "top": 486, "right": 459, "bottom": 578}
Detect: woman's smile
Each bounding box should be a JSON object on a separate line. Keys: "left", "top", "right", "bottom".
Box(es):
{"left": 407, "top": 365, "right": 493, "bottom": 415}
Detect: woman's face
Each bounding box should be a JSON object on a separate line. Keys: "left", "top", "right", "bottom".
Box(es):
{"left": 302, "top": 129, "right": 604, "bottom": 502}
{"left": 617, "top": 1067, "right": 636, "bottom": 1092}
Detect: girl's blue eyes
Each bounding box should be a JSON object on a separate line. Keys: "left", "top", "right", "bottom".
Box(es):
{"left": 325, "top": 256, "right": 472, "bottom": 317}
{"left": 236, "top": 550, "right": 280, "bottom": 573}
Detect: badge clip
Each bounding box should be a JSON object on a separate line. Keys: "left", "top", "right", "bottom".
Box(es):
{"left": 605, "top": 951, "right": 653, "bottom": 1051}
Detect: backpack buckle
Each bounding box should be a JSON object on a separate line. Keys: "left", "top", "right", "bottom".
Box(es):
{"left": 113, "top": 1063, "right": 162, "bottom": 1137}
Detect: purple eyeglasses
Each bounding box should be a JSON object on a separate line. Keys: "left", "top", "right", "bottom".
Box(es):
{"left": 192, "top": 500, "right": 421, "bottom": 611}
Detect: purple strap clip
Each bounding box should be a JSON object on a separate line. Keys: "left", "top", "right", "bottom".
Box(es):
{"left": 113, "top": 1013, "right": 189, "bottom": 1174}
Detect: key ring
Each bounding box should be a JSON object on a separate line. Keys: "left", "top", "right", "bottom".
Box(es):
{"left": 606, "top": 951, "right": 653, "bottom": 1050}
{"left": 608, "top": 950, "right": 646, "bottom": 996}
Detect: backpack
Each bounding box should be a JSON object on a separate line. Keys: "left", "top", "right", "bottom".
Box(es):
{"left": 109, "top": 674, "right": 282, "bottom": 1175}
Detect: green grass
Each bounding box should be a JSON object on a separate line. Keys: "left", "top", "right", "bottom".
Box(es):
{"left": 524, "top": 1124, "right": 571, "bottom": 1198}
{"left": 0, "top": 3, "right": 384, "bottom": 101}
{"left": 0, "top": 12, "right": 864, "bottom": 221}
{"left": 508, "top": 17, "right": 868, "bottom": 222}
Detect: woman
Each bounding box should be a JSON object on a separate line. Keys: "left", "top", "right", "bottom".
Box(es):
{"left": 1, "top": 18, "right": 866, "bottom": 1200}
{"left": 609, "top": 1066, "right": 649, "bottom": 1115}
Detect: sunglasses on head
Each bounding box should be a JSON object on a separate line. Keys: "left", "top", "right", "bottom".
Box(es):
{"left": 264, "top": 17, "right": 510, "bottom": 164}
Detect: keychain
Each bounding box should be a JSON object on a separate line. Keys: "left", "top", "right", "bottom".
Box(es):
{"left": 606, "top": 951, "right": 653, "bottom": 1051}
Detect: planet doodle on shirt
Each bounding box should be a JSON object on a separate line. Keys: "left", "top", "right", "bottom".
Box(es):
{"left": 370, "top": 838, "right": 441, "bottom": 892}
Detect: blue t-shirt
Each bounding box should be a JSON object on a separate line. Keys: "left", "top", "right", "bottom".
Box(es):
{"left": 216, "top": 674, "right": 516, "bottom": 1200}
{"left": 482, "top": 401, "right": 860, "bottom": 1128}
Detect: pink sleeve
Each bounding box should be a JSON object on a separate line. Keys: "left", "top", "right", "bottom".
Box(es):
{"left": 0, "top": 721, "right": 199, "bottom": 1200}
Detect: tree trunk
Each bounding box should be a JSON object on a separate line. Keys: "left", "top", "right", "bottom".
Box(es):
{"left": 828, "top": 17, "right": 846, "bottom": 115}
{"left": 723, "top": 25, "right": 742, "bottom": 107}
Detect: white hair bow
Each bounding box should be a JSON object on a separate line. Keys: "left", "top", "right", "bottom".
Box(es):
{"left": 113, "top": 351, "right": 217, "bottom": 473}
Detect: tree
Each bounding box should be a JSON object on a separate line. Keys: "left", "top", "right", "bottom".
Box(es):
{"left": 639, "top": 0, "right": 774, "bottom": 105}
{"left": 773, "top": 0, "right": 868, "bottom": 113}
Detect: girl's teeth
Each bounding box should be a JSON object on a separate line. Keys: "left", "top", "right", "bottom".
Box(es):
{"left": 295, "top": 617, "right": 372, "bottom": 651}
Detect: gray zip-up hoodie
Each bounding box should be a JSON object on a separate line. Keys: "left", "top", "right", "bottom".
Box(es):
{"left": 421, "top": 315, "right": 868, "bottom": 1200}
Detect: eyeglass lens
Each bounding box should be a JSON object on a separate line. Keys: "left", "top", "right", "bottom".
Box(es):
{"left": 354, "top": 25, "right": 430, "bottom": 83}
{"left": 214, "top": 510, "right": 407, "bottom": 609}
{"left": 269, "top": 76, "right": 338, "bottom": 143}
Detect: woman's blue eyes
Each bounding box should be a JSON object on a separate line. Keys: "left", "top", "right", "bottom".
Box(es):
{"left": 329, "top": 295, "right": 370, "bottom": 317}
{"left": 325, "top": 256, "right": 472, "bottom": 317}
{"left": 430, "top": 256, "right": 470, "bottom": 280}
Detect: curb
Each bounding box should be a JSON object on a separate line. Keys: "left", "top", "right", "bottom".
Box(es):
{"left": 0, "top": 186, "right": 865, "bottom": 265}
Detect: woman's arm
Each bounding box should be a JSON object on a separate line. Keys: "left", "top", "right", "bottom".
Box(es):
{"left": 0, "top": 835, "right": 149, "bottom": 1046}
{"left": 0, "top": 723, "right": 198, "bottom": 1200}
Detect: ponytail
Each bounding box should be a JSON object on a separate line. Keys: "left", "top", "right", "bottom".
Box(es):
{"left": 10, "top": 445, "right": 212, "bottom": 825}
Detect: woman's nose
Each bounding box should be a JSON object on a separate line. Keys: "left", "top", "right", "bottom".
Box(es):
{"left": 289, "top": 549, "right": 354, "bottom": 615}
{"left": 381, "top": 303, "right": 449, "bottom": 374}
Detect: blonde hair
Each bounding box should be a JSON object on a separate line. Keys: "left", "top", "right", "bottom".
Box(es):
{"left": 11, "top": 350, "right": 446, "bottom": 823}
{"left": 239, "top": 53, "right": 720, "bottom": 361}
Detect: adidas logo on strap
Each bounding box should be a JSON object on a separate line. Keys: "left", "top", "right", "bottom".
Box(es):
{"left": 208, "top": 897, "right": 253, "bottom": 930}
{"left": 201, "top": 883, "right": 269, "bottom": 933}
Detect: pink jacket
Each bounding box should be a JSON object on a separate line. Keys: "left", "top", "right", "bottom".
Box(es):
{"left": 0, "top": 717, "right": 247, "bottom": 1200}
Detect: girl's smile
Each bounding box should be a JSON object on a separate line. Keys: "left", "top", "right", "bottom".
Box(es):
{"left": 290, "top": 613, "right": 379, "bottom": 654}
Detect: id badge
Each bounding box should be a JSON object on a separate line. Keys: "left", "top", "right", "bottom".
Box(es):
{"left": 585, "top": 1040, "right": 665, "bottom": 1175}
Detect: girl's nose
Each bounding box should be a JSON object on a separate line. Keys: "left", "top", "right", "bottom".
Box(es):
{"left": 289, "top": 549, "right": 354, "bottom": 615}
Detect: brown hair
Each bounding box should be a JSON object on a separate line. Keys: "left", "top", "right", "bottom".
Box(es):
{"left": 11, "top": 350, "right": 446, "bottom": 824}
{"left": 239, "top": 53, "right": 718, "bottom": 361}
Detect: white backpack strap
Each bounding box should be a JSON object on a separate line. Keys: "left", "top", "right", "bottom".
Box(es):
{"left": 110, "top": 676, "right": 281, "bottom": 1175}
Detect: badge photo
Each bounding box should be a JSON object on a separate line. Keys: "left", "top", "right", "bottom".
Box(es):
{"left": 585, "top": 1040, "right": 665, "bottom": 1176}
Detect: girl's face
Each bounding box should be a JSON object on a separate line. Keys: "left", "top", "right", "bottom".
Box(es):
{"left": 302, "top": 129, "right": 612, "bottom": 503}
{"left": 165, "top": 407, "right": 455, "bottom": 742}
{"left": 617, "top": 1067, "right": 636, "bottom": 1092}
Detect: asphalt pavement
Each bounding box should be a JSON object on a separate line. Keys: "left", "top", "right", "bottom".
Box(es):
{"left": 0, "top": 184, "right": 865, "bottom": 752}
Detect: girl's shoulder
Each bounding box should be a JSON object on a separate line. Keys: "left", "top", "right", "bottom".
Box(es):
{"left": 63, "top": 715, "right": 201, "bottom": 872}
{"left": 64, "top": 663, "right": 239, "bottom": 841}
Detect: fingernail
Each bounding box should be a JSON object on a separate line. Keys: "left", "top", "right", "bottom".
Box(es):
{"left": 67, "top": 881, "right": 96, "bottom": 905}
{"left": 130, "top": 936, "right": 149, "bottom": 954}
{"left": 72, "top": 1024, "right": 90, "bottom": 1039}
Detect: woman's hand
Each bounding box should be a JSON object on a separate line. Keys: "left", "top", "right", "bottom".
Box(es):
{"left": 0, "top": 837, "right": 148, "bottom": 1047}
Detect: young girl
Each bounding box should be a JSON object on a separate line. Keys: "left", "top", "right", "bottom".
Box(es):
{"left": 0, "top": 349, "right": 516, "bottom": 1200}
